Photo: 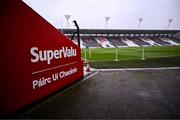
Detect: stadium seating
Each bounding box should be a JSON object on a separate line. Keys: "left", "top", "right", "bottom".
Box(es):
{"left": 141, "top": 37, "right": 161, "bottom": 46}
{"left": 81, "top": 36, "right": 101, "bottom": 48}
{"left": 108, "top": 37, "right": 128, "bottom": 47}
{"left": 130, "top": 37, "right": 151, "bottom": 47}
{"left": 95, "top": 37, "right": 115, "bottom": 48}
{"left": 168, "top": 37, "right": 180, "bottom": 44}
{"left": 149, "top": 37, "right": 171, "bottom": 46}
{"left": 72, "top": 37, "right": 86, "bottom": 48}
{"left": 122, "top": 37, "right": 139, "bottom": 47}
{"left": 68, "top": 35, "right": 180, "bottom": 48}
{"left": 159, "top": 37, "right": 180, "bottom": 46}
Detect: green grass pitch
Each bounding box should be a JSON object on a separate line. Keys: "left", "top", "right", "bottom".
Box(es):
{"left": 81, "top": 46, "right": 180, "bottom": 62}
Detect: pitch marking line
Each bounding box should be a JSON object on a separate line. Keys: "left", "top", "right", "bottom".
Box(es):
{"left": 98, "top": 67, "right": 180, "bottom": 71}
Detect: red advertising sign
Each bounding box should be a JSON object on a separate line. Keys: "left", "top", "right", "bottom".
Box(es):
{"left": 0, "top": 1, "right": 83, "bottom": 116}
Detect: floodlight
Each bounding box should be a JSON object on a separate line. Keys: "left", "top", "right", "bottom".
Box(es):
{"left": 105, "top": 17, "right": 111, "bottom": 28}
{"left": 138, "top": 18, "right": 144, "bottom": 28}
{"left": 64, "top": 15, "right": 71, "bottom": 28}
{"left": 167, "top": 18, "right": 173, "bottom": 29}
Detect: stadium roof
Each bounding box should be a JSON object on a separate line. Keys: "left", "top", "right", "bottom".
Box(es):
{"left": 59, "top": 29, "right": 180, "bottom": 35}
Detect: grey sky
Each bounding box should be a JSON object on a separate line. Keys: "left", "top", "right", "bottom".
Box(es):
{"left": 23, "top": 0, "right": 180, "bottom": 30}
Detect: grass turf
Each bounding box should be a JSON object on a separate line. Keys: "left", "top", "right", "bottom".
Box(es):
{"left": 81, "top": 46, "right": 180, "bottom": 68}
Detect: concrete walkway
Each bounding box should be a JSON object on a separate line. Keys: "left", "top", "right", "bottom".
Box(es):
{"left": 17, "top": 68, "right": 180, "bottom": 119}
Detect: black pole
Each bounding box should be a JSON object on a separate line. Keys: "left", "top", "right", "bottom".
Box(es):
{"left": 77, "top": 29, "right": 80, "bottom": 48}
{"left": 73, "top": 20, "right": 80, "bottom": 48}
{"left": 71, "top": 32, "right": 76, "bottom": 40}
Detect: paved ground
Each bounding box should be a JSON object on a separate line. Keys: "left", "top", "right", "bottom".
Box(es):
{"left": 17, "top": 68, "right": 180, "bottom": 119}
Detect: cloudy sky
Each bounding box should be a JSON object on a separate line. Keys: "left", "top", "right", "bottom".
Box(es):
{"left": 23, "top": 0, "right": 180, "bottom": 30}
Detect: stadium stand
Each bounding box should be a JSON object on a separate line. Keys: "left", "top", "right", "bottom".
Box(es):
{"left": 168, "top": 37, "right": 180, "bottom": 44}
{"left": 71, "top": 36, "right": 180, "bottom": 48}
{"left": 150, "top": 37, "right": 171, "bottom": 46}
{"left": 129, "top": 37, "right": 151, "bottom": 47}
{"left": 72, "top": 37, "right": 86, "bottom": 48}
{"left": 95, "top": 37, "right": 115, "bottom": 48}
{"left": 81, "top": 36, "right": 101, "bottom": 48}
{"left": 159, "top": 37, "right": 180, "bottom": 45}
{"left": 108, "top": 37, "right": 127, "bottom": 47}
{"left": 173, "top": 32, "right": 180, "bottom": 39}
{"left": 141, "top": 37, "right": 161, "bottom": 46}
{"left": 60, "top": 29, "right": 180, "bottom": 48}
{"left": 122, "top": 37, "right": 139, "bottom": 47}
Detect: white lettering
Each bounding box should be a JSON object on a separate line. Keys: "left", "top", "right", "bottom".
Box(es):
{"left": 47, "top": 50, "right": 54, "bottom": 64}
{"left": 30, "top": 47, "right": 77, "bottom": 64}
{"left": 30, "top": 47, "right": 39, "bottom": 63}
{"left": 54, "top": 50, "right": 60, "bottom": 59}
{"left": 59, "top": 67, "right": 77, "bottom": 78}
{"left": 32, "top": 68, "right": 77, "bottom": 90}
{"left": 32, "top": 77, "right": 51, "bottom": 89}
{"left": 39, "top": 50, "right": 47, "bottom": 61}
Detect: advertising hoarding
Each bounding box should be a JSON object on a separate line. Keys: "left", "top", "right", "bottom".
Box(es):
{"left": 0, "top": 0, "right": 83, "bottom": 115}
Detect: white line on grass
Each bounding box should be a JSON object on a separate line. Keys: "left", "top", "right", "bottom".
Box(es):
{"left": 98, "top": 67, "right": 180, "bottom": 71}
{"left": 146, "top": 55, "right": 180, "bottom": 59}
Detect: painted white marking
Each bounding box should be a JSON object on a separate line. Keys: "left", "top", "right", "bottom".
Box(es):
{"left": 59, "top": 71, "right": 99, "bottom": 94}
{"left": 32, "top": 61, "right": 77, "bottom": 75}
{"left": 82, "top": 71, "right": 99, "bottom": 81}
{"left": 98, "top": 67, "right": 180, "bottom": 71}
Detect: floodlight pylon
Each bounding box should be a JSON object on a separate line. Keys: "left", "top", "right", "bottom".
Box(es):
{"left": 167, "top": 18, "right": 173, "bottom": 29}
{"left": 105, "top": 17, "right": 111, "bottom": 29}
{"left": 138, "top": 18, "right": 143, "bottom": 29}
{"left": 64, "top": 15, "right": 71, "bottom": 28}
